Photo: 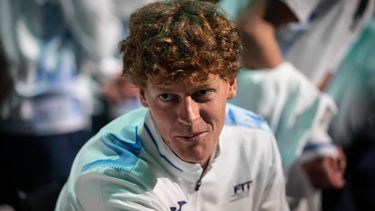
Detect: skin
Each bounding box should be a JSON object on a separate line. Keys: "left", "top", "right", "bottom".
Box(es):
{"left": 139, "top": 74, "right": 236, "bottom": 169}
{"left": 103, "top": 76, "right": 139, "bottom": 104}
{"left": 239, "top": 0, "right": 298, "bottom": 69}
{"left": 303, "top": 145, "right": 346, "bottom": 188}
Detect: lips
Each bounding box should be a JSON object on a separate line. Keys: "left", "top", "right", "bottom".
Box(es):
{"left": 176, "top": 131, "right": 208, "bottom": 141}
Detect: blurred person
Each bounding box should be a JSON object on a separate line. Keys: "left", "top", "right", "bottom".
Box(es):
{"left": 324, "top": 14, "right": 375, "bottom": 211}
{"left": 0, "top": 0, "right": 124, "bottom": 209}
{"left": 273, "top": 0, "right": 374, "bottom": 210}
{"left": 55, "top": 1, "right": 289, "bottom": 210}
{"left": 277, "top": 0, "right": 374, "bottom": 89}
{"left": 91, "top": 0, "right": 159, "bottom": 132}
{"left": 231, "top": 62, "right": 344, "bottom": 211}
{"left": 219, "top": 0, "right": 348, "bottom": 210}
{"left": 0, "top": 43, "right": 12, "bottom": 106}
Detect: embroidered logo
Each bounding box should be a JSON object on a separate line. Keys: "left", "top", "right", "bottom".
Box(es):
{"left": 170, "top": 201, "right": 187, "bottom": 211}
{"left": 230, "top": 180, "right": 253, "bottom": 202}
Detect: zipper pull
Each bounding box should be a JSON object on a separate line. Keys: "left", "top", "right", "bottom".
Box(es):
{"left": 195, "top": 178, "right": 202, "bottom": 191}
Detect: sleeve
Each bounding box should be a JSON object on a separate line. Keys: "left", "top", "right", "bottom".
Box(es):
{"left": 299, "top": 93, "right": 338, "bottom": 163}
{"left": 74, "top": 172, "right": 168, "bottom": 211}
{"left": 60, "top": 0, "right": 123, "bottom": 82}
{"left": 61, "top": 0, "right": 122, "bottom": 61}
{"left": 260, "top": 135, "right": 290, "bottom": 211}
{"left": 234, "top": 62, "right": 333, "bottom": 168}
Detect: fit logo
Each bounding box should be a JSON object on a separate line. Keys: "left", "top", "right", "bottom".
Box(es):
{"left": 230, "top": 180, "right": 253, "bottom": 202}
{"left": 234, "top": 180, "right": 252, "bottom": 194}
{"left": 170, "top": 201, "right": 187, "bottom": 211}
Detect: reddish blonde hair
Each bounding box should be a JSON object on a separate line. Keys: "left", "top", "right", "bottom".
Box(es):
{"left": 120, "top": 0, "right": 241, "bottom": 87}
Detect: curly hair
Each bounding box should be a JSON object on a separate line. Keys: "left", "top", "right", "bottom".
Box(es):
{"left": 120, "top": 0, "right": 241, "bottom": 87}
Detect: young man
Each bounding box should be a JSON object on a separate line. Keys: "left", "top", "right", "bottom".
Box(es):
{"left": 55, "top": 0, "right": 289, "bottom": 210}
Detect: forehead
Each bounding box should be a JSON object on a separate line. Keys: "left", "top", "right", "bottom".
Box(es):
{"left": 146, "top": 74, "right": 225, "bottom": 92}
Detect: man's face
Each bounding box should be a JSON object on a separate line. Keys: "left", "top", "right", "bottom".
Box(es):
{"left": 140, "top": 74, "right": 236, "bottom": 168}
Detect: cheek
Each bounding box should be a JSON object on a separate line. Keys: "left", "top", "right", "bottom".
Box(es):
{"left": 151, "top": 109, "right": 175, "bottom": 137}
{"left": 207, "top": 98, "right": 227, "bottom": 117}
{"left": 201, "top": 105, "right": 226, "bottom": 127}
{"left": 149, "top": 101, "right": 173, "bottom": 122}
{"left": 211, "top": 103, "right": 227, "bottom": 132}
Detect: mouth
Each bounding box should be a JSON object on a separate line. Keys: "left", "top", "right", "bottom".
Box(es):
{"left": 176, "top": 131, "right": 208, "bottom": 141}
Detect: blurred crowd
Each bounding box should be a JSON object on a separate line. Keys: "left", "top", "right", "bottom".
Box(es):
{"left": 1, "top": 0, "right": 375, "bottom": 211}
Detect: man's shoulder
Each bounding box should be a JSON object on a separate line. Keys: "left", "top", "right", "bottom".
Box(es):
{"left": 222, "top": 104, "right": 276, "bottom": 155}
{"left": 225, "top": 104, "right": 272, "bottom": 133}
{"left": 57, "top": 107, "right": 161, "bottom": 210}
{"left": 73, "top": 107, "right": 153, "bottom": 182}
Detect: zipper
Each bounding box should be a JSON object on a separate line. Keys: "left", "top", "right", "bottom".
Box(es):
{"left": 195, "top": 141, "right": 219, "bottom": 191}
{"left": 195, "top": 174, "right": 203, "bottom": 191}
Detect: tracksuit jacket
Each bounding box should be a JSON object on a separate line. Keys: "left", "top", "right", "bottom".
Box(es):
{"left": 55, "top": 104, "right": 289, "bottom": 211}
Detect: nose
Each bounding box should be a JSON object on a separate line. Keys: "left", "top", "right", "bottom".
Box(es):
{"left": 177, "top": 97, "right": 199, "bottom": 126}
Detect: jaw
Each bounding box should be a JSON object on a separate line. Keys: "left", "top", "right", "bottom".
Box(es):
{"left": 171, "top": 134, "right": 215, "bottom": 167}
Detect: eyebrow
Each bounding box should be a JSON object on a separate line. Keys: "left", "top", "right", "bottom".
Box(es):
{"left": 153, "top": 82, "right": 214, "bottom": 92}
{"left": 150, "top": 76, "right": 219, "bottom": 92}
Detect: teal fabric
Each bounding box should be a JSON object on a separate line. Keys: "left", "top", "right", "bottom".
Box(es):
{"left": 218, "top": 0, "right": 252, "bottom": 20}
{"left": 80, "top": 107, "right": 155, "bottom": 187}
{"left": 327, "top": 16, "right": 375, "bottom": 146}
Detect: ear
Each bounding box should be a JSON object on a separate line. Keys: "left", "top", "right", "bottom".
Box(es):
{"left": 139, "top": 88, "right": 149, "bottom": 107}
{"left": 227, "top": 78, "right": 237, "bottom": 99}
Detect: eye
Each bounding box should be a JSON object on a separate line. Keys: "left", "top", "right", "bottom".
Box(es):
{"left": 192, "top": 89, "right": 211, "bottom": 101}
{"left": 159, "top": 93, "right": 175, "bottom": 102}
{"left": 194, "top": 89, "right": 208, "bottom": 97}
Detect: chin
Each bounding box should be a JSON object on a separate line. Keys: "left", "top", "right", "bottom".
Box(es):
{"left": 180, "top": 150, "right": 208, "bottom": 165}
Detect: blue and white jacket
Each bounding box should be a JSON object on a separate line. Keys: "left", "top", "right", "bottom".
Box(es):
{"left": 55, "top": 104, "right": 289, "bottom": 211}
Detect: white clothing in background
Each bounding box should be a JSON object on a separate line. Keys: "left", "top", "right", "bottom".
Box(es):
{"left": 280, "top": 0, "right": 375, "bottom": 85}
{"left": 231, "top": 62, "right": 337, "bottom": 211}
